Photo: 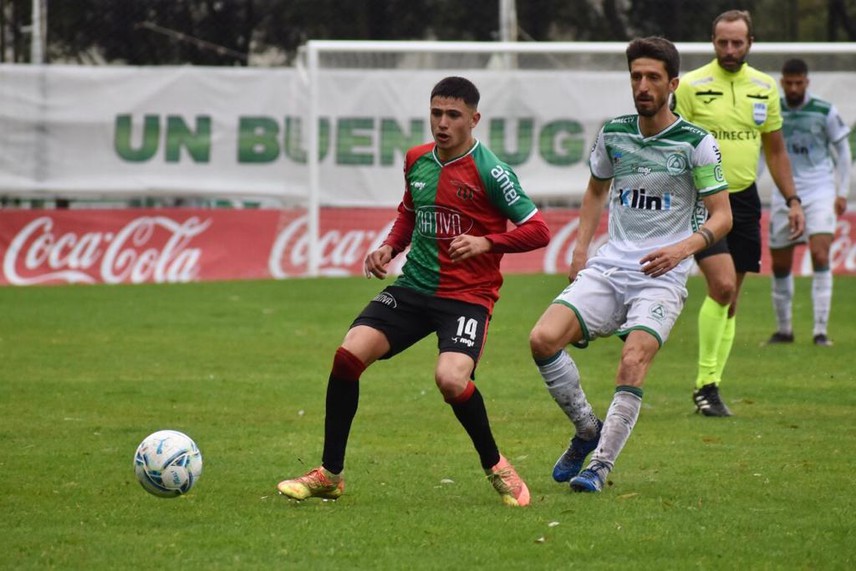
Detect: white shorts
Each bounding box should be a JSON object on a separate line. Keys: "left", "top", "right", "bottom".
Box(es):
{"left": 552, "top": 261, "right": 688, "bottom": 348}
{"left": 769, "top": 193, "right": 836, "bottom": 249}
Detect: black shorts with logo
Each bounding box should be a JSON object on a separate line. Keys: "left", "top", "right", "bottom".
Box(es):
{"left": 351, "top": 285, "right": 490, "bottom": 365}
{"left": 694, "top": 183, "right": 762, "bottom": 273}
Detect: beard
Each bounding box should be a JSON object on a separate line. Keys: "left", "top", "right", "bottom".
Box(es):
{"left": 717, "top": 55, "right": 745, "bottom": 72}
{"left": 634, "top": 98, "right": 663, "bottom": 117}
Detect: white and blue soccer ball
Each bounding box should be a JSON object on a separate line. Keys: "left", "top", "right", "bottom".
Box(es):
{"left": 134, "top": 430, "right": 203, "bottom": 498}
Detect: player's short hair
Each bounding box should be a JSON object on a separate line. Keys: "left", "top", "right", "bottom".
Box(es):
{"left": 431, "top": 76, "right": 480, "bottom": 108}
{"left": 626, "top": 37, "right": 680, "bottom": 79}
{"left": 782, "top": 58, "right": 809, "bottom": 76}
{"left": 712, "top": 9, "right": 753, "bottom": 38}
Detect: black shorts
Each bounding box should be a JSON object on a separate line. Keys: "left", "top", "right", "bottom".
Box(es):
{"left": 694, "top": 183, "right": 762, "bottom": 273}
{"left": 351, "top": 285, "right": 490, "bottom": 365}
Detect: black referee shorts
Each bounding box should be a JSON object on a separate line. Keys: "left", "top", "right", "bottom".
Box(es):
{"left": 694, "top": 183, "right": 762, "bottom": 273}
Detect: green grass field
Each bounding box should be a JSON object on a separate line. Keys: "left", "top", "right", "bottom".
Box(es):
{"left": 1, "top": 274, "right": 853, "bottom": 569}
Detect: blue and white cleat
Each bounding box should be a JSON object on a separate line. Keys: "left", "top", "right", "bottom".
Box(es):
{"left": 552, "top": 419, "right": 603, "bottom": 482}
{"left": 570, "top": 463, "right": 607, "bottom": 493}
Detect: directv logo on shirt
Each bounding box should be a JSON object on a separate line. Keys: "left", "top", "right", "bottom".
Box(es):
{"left": 619, "top": 188, "right": 672, "bottom": 210}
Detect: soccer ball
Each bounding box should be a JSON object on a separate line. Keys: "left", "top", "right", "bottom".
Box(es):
{"left": 134, "top": 430, "right": 203, "bottom": 498}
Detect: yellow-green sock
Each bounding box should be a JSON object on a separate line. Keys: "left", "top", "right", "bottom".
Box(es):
{"left": 696, "top": 296, "right": 729, "bottom": 389}
{"left": 713, "top": 315, "right": 736, "bottom": 384}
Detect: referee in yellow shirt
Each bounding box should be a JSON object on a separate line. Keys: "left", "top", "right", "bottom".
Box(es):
{"left": 674, "top": 9, "right": 805, "bottom": 416}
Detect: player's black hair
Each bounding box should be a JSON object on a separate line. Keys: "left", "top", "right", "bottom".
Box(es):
{"left": 431, "top": 76, "right": 480, "bottom": 108}
{"left": 713, "top": 9, "right": 754, "bottom": 39}
{"left": 626, "top": 37, "right": 680, "bottom": 79}
{"left": 782, "top": 58, "right": 809, "bottom": 75}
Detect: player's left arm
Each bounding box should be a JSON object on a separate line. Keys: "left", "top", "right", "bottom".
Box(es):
{"left": 831, "top": 128, "right": 852, "bottom": 216}
{"left": 449, "top": 211, "right": 550, "bottom": 262}
{"left": 763, "top": 129, "right": 805, "bottom": 239}
{"left": 641, "top": 190, "right": 732, "bottom": 278}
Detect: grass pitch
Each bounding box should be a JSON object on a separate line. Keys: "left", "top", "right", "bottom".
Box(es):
{"left": 1, "top": 274, "right": 853, "bottom": 569}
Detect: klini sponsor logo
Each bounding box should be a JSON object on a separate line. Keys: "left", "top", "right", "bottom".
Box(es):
{"left": 269, "top": 215, "right": 404, "bottom": 278}
{"left": 3, "top": 216, "right": 209, "bottom": 285}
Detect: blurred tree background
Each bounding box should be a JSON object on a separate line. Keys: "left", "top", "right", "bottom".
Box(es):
{"left": 1, "top": 0, "right": 855, "bottom": 65}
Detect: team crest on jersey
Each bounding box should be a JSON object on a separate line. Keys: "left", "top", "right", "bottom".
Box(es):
{"left": 753, "top": 102, "right": 767, "bottom": 125}
{"left": 649, "top": 304, "right": 666, "bottom": 322}
{"left": 666, "top": 153, "right": 688, "bottom": 175}
{"left": 452, "top": 179, "right": 477, "bottom": 201}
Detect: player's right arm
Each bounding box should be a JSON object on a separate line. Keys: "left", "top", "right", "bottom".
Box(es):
{"left": 367, "top": 196, "right": 415, "bottom": 279}
{"left": 569, "top": 176, "right": 611, "bottom": 282}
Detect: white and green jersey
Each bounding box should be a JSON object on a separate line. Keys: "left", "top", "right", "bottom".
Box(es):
{"left": 774, "top": 93, "right": 851, "bottom": 204}
{"left": 589, "top": 115, "right": 727, "bottom": 276}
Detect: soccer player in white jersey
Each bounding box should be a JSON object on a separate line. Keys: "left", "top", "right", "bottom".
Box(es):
{"left": 767, "top": 58, "right": 851, "bottom": 347}
{"left": 528, "top": 37, "right": 732, "bottom": 492}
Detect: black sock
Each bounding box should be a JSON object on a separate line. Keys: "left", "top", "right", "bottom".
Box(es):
{"left": 450, "top": 386, "right": 500, "bottom": 470}
{"left": 321, "top": 375, "right": 359, "bottom": 474}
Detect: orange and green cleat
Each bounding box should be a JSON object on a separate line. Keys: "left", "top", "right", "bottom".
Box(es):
{"left": 277, "top": 467, "right": 344, "bottom": 501}
{"left": 485, "top": 455, "right": 530, "bottom": 507}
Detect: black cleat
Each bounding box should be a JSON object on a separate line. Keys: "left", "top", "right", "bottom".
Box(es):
{"left": 693, "top": 383, "right": 732, "bottom": 417}
{"left": 766, "top": 331, "right": 794, "bottom": 344}
{"left": 813, "top": 334, "right": 833, "bottom": 347}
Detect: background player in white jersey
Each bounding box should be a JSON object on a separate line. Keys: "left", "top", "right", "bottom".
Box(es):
{"left": 528, "top": 37, "right": 732, "bottom": 492}
{"left": 767, "top": 58, "right": 852, "bottom": 346}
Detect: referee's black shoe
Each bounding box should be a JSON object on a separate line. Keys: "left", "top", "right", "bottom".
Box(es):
{"left": 693, "top": 383, "right": 732, "bottom": 417}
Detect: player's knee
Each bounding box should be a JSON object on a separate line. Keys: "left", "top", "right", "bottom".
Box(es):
{"left": 708, "top": 280, "right": 736, "bottom": 305}
{"left": 436, "top": 373, "right": 469, "bottom": 401}
{"left": 529, "top": 325, "right": 560, "bottom": 359}
{"left": 811, "top": 250, "right": 830, "bottom": 270}
{"left": 331, "top": 346, "right": 367, "bottom": 381}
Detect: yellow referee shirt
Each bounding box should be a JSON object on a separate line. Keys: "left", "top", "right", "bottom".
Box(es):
{"left": 674, "top": 58, "right": 782, "bottom": 193}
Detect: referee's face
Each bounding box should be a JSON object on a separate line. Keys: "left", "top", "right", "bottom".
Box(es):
{"left": 713, "top": 19, "right": 752, "bottom": 73}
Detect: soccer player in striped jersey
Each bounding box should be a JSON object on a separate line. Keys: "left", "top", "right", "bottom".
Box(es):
{"left": 277, "top": 76, "right": 550, "bottom": 507}
{"left": 767, "top": 58, "right": 852, "bottom": 347}
{"left": 529, "top": 37, "right": 732, "bottom": 492}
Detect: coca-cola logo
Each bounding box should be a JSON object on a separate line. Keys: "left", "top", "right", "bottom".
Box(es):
{"left": 268, "top": 214, "right": 405, "bottom": 278}
{"left": 3, "top": 215, "right": 210, "bottom": 285}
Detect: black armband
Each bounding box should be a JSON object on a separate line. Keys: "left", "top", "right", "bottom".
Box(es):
{"left": 786, "top": 195, "right": 802, "bottom": 207}
{"left": 697, "top": 227, "right": 715, "bottom": 248}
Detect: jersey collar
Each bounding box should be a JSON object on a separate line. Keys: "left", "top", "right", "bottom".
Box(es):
{"left": 710, "top": 57, "right": 748, "bottom": 80}
{"left": 432, "top": 139, "right": 480, "bottom": 166}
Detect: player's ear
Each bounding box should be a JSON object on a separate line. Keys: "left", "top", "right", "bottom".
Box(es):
{"left": 471, "top": 110, "right": 481, "bottom": 129}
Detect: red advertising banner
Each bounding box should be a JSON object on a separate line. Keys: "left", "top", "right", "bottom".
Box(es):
{"left": 1, "top": 207, "right": 855, "bottom": 286}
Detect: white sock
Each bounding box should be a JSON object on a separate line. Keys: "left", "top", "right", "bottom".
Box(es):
{"left": 812, "top": 269, "right": 832, "bottom": 336}
{"left": 772, "top": 274, "right": 794, "bottom": 334}
{"left": 588, "top": 388, "right": 642, "bottom": 478}
{"left": 536, "top": 350, "right": 599, "bottom": 440}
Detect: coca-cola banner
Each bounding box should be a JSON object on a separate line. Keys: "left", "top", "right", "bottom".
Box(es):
{"left": 1, "top": 208, "right": 854, "bottom": 286}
